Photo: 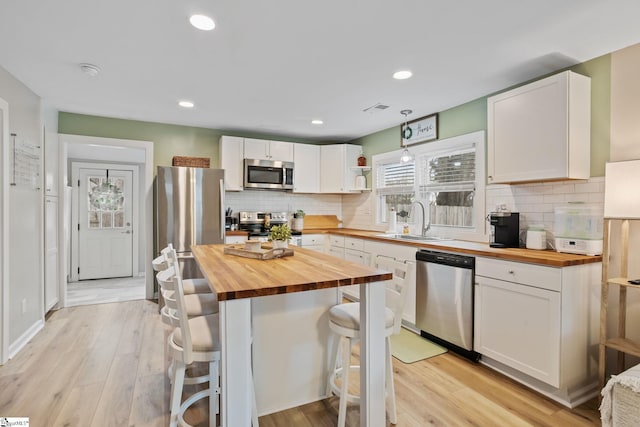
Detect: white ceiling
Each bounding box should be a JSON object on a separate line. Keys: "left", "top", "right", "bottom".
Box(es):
{"left": 2, "top": 0, "right": 640, "bottom": 142}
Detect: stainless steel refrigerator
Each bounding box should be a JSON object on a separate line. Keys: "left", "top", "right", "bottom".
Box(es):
{"left": 156, "top": 166, "right": 225, "bottom": 278}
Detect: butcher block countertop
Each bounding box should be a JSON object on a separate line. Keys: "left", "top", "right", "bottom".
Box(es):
{"left": 192, "top": 244, "right": 392, "bottom": 301}
{"left": 302, "top": 228, "right": 602, "bottom": 267}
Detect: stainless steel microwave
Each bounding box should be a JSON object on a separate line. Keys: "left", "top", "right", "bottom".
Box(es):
{"left": 244, "top": 158, "right": 294, "bottom": 190}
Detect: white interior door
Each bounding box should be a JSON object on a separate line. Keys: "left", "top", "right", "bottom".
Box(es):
{"left": 78, "top": 168, "right": 133, "bottom": 280}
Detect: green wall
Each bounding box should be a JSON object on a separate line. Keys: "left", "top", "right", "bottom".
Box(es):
{"left": 58, "top": 113, "right": 314, "bottom": 172}
{"left": 352, "top": 54, "right": 611, "bottom": 177}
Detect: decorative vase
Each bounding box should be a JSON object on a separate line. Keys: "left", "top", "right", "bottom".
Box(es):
{"left": 272, "top": 240, "right": 288, "bottom": 249}
{"left": 357, "top": 153, "right": 367, "bottom": 166}
{"left": 293, "top": 218, "right": 304, "bottom": 231}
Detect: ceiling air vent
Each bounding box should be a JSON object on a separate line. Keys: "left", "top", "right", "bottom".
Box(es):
{"left": 363, "top": 103, "right": 390, "bottom": 114}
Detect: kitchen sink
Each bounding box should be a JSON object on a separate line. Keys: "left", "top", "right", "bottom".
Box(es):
{"left": 376, "top": 233, "right": 450, "bottom": 242}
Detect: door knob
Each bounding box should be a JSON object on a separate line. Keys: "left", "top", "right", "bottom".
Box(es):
{"left": 122, "top": 230, "right": 131, "bottom": 234}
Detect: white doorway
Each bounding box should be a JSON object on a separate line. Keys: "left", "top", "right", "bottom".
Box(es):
{"left": 59, "top": 134, "right": 154, "bottom": 307}
{"left": 73, "top": 165, "right": 137, "bottom": 280}
{"left": 0, "top": 97, "right": 9, "bottom": 364}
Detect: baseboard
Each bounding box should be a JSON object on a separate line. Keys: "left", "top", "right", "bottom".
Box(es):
{"left": 480, "top": 356, "right": 599, "bottom": 408}
{"left": 8, "top": 319, "right": 44, "bottom": 360}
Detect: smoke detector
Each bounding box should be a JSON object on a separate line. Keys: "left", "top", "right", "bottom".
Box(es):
{"left": 79, "top": 63, "right": 100, "bottom": 77}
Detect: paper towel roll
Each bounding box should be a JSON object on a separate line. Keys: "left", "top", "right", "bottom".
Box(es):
{"left": 387, "top": 208, "right": 397, "bottom": 233}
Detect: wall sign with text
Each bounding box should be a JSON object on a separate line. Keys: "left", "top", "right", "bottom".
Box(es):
{"left": 401, "top": 113, "right": 439, "bottom": 146}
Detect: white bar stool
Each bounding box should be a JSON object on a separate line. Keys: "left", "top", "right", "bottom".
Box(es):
{"left": 164, "top": 248, "right": 221, "bottom": 427}
{"left": 154, "top": 244, "right": 213, "bottom": 294}
{"left": 327, "top": 256, "right": 409, "bottom": 426}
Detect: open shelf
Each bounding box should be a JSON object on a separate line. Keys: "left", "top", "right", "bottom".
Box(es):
{"left": 599, "top": 219, "right": 640, "bottom": 390}
{"left": 604, "top": 336, "right": 640, "bottom": 359}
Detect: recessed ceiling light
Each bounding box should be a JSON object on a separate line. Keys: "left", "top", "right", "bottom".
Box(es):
{"left": 311, "top": 119, "right": 324, "bottom": 125}
{"left": 178, "top": 100, "right": 195, "bottom": 108}
{"left": 79, "top": 63, "right": 100, "bottom": 77}
{"left": 393, "top": 70, "right": 412, "bottom": 80}
{"left": 189, "top": 14, "right": 215, "bottom": 31}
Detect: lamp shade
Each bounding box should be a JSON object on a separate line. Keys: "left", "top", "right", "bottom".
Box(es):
{"left": 604, "top": 159, "right": 640, "bottom": 219}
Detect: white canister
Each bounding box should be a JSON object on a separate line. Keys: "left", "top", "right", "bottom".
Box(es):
{"left": 355, "top": 175, "right": 366, "bottom": 190}
{"left": 244, "top": 240, "right": 262, "bottom": 251}
{"left": 526, "top": 226, "right": 546, "bottom": 250}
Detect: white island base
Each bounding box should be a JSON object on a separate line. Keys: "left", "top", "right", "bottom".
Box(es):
{"left": 218, "top": 282, "right": 387, "bottom": 426}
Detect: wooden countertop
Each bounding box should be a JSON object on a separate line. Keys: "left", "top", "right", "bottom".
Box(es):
{"left": 192, "top": 244, "right": 392, "bottom": 301}
{"left": 225, "top": 230, "right": 248, "bottom": 236}
{"left": 301, "top": 228, "right": 601, "bottom": 267}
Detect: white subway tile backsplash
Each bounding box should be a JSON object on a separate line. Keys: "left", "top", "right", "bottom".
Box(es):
{"left": 225, "top": 191, "right": 343, "bottom": 219}
{"left": 575, "top": 182, "right": 602, "bottom": 193}
{"left": 486, "top": 176, "right": 605, "bottom": 238}
{"left": 552, "top": 183, "right": 576, "bottom": 194}
{"left": 513, "top": 195, "right": 545, "bottom": 204}
{"left": 541, "top": 194, "right": 563, "bottom": 204}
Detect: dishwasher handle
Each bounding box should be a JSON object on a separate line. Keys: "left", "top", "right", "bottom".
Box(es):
{"left": 416, "top": 249, "right": 474, "bottom": 269}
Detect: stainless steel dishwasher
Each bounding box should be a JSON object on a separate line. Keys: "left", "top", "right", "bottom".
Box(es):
{"left": 415, "top": 249, "right": 479, "bottom": 361}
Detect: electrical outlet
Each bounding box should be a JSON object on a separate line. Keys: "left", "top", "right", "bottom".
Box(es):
{"left": 22, "top": 298, "right": 27, "bottom": 314}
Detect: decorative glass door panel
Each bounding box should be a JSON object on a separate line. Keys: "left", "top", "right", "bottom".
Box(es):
{"left": 87, "top": 176, "right": 126, "bottom": 229}
{"left": 78, "top": 168, "right": 133, "bottom": 280}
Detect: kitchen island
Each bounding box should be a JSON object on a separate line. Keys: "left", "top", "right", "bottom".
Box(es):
{"left": 192, "top": 244, "right": 392, "bottom": 426}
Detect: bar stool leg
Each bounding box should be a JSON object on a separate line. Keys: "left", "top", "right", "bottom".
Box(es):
{"left": 170, "top": 362, "right": 186, "bottom": 427}
{"left": 326, "top": 332, "right": 341, "bottom": 396}
{"left": 337, "top": 337, "right": 351, "bottom": 427}
{"left": 386, "top": 336, "right": 397, "bottom": 424}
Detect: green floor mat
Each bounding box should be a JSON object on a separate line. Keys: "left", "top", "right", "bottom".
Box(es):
{"left": 391, "top": 328, "right": 447, "bottom": 364}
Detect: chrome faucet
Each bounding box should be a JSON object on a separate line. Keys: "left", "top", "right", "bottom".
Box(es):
{"left": 411, "top": 201, "right": 431, "bottom": 236}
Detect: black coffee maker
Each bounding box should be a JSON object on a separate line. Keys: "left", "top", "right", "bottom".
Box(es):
{"left": 489, "top": 212, "right": 520, "bottom": 248}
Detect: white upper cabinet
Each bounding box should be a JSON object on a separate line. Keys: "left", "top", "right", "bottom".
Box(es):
{"left": 44, "top": 130, "right": 59, "bottom": 196}
{"left": 269, "top": 140, "right": 294, "bottom": 161}
{"left": 219, "top": 135, "right": 244, "bottom": 191}
{"left": 44, "top": 195, "right": 59, "bottom": 311}
{"left": 293, "top": 143, "right": 320, "bottom": 193}
{"left": 244, "top": 138, "right": 294, "bottom": 162}
{"left": 320, "top": 144, "right": 361, "bottom": 193}
{"left": 487, "top": 70, "right": 591, "bottom": 184}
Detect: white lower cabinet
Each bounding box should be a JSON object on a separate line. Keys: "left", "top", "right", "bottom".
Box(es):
{"left": 364, "top": 240, "right": 417, "bottom": 326}
{"left": 474, "top": 256, "right": 601, "bottom": 407}
{"left": 328, "top": 234, "right": 345, "bottom": 259}
{"left": 300, "top": 234, "right": 325, "bottom": 252}
{"left": 225, "top": 235, "right": 248, "bottom": 244}
{"left": 329, "top": 236, "right": 367, "bottom": 299}
{"left": 343, "top": 246, "right": 371, "bottom": 300}
{"left": 474, "top": 275, "right": 560, "bottom": 387}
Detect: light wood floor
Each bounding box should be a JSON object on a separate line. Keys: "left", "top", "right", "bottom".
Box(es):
{"left": 0, "top": 299, "right": 601, "bottom": 426}
{"left": 66, "top": 275, "right": 146, "bottom": 307}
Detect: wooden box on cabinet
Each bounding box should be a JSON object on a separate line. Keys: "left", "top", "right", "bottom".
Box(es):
{"left": 487, "top": 70, "right": 591, "bottom": 184}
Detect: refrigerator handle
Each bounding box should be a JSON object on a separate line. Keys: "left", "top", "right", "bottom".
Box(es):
{"left": 219, "top": 178, "right": 225, "bottom": 241}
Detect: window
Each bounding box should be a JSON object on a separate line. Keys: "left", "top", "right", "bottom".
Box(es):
{"left": 418, "top": 148, "right": 476, "bottom": 228}
{"left": 376, "top": 161, "right": 415, "bottom": 223}
{"left": 373, "top": 131, "right": 486, "bottom": 241}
